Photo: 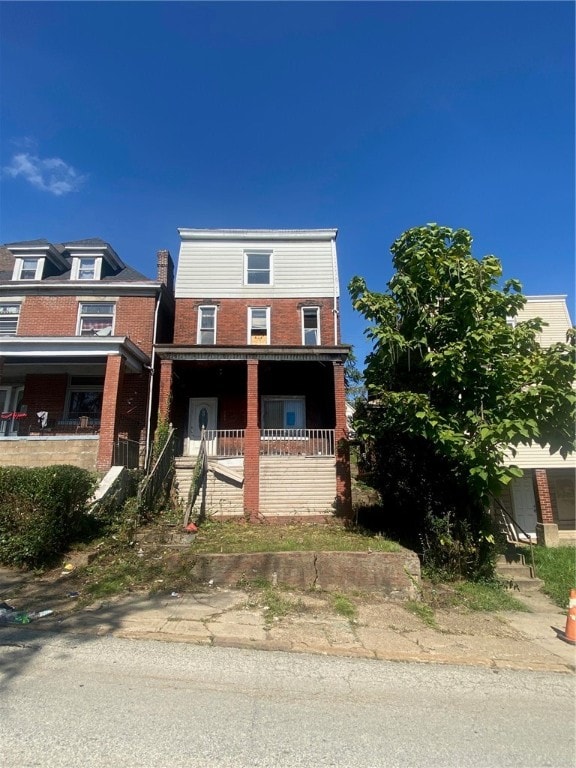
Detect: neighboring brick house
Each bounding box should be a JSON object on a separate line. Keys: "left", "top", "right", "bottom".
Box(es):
{"left": 498, "top": 296, "right": 575, "bottom": 545}
{"left": 155, "top": 228, "right": 352, "bottom": 521}
{"left": 0, "top": 239, "right": 174, "bottom": 472}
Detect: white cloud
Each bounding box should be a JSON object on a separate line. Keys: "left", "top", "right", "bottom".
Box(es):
{"left": 3, "top": 152, "right": 86, "bottom": 195}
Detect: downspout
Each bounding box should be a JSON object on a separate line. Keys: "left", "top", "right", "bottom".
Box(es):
{"left": 331, "top": 234, "right": 339, "bottom": 345}
{"left": 144, "top": 287, "right": 162, "bottom": 470}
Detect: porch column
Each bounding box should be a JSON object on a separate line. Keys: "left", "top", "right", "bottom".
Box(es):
{"left": 158, "top": 358, "right": 173, "bottom": 422}
{"left": 533, "top": 469, "right": 559, "bottom": 547}
{"left": 244, "top": 359, "right": 260, "bottom": 522}
{"left": 334, "top": 360, "right": 352, "bottom": 519}
{"left": 97, "top": 355, "right": 125, "bottom": 472}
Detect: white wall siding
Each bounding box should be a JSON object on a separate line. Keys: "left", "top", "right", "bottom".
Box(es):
{"left": 515, "top": 296, "right": 572, "bottom": 348}
{"left": 204, "top": 469, "right": 244, "bottom": 517}
{"left": 175, "top": 237, "right": 339, "bottom": 299}
{"left": 259, "top": 456, "right": 336, "bottom": 515}
{"left": 504, "top": 444, "right": 576, "bottom": 469}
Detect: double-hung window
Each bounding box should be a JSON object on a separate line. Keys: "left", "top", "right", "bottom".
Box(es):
{"left": 72, "top": 257, "right": 101, "bottom": 280}
{"left": 248, "top": 307, "right": 269, "bottom": 345}
{"left": 0, "top": 303, "right": 20, "bottom": 336}
{"left": 302, "top": 307, "right": 320, "bottom": 345}
{"left": 78, "top": 303, "right": 115, "bottom": 336}
{"left": 245, "top": 253, "right": 271, "bottom": 285}
{"left": 198, "top": 306, "right": 217, "bottom": 344}
{"left": 262, "top": 397, "right": 305, "bottom": 429}
{"left": 14, "top": 258, "right": 43, "bottom": 281}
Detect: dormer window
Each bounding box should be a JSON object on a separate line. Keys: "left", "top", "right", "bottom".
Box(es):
{"left": 13, "top": 257, "right": 44, "bottom": 281}
{"left": 71, "top": 256, "right": 101, "bottom": 281}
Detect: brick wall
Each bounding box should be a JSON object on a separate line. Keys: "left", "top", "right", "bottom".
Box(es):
{"left": 244, "top": 360, "right": 260, "bottom": 521}
{"left": 21, "top": 374, "right": 68, "bottom": 430}
{"left": 174, "top": 297, "right": 337, "bottom": 346}
{"left": 17, "top": 294, "right": 156, "bottom": 354}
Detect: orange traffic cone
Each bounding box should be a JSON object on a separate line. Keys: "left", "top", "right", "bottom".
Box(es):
{"left": 562, "top": 589, "right": 576, "bottom": 646}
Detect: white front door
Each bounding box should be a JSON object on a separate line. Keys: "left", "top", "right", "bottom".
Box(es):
{"left": 187, "top": 398, "right": 218, "bottom": 456}
{"left": 511, "top": 471, "right": 538, "bottom": 539}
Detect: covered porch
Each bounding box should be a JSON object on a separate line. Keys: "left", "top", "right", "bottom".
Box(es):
{"left": 0, "top": 336, "right": 151, "bottom": 472}
{"left": 155, "top": 345, "right": 352, "bottom": 519}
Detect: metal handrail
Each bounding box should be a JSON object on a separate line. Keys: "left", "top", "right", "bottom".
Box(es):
{"left": 490, "top": 492, "right": 536, "bottom": 576}
{"left": 183, "top": 428, "right": 208, "bottom": 527}
{"left": 138, "top": 426, "right": 176, "bottom": 512}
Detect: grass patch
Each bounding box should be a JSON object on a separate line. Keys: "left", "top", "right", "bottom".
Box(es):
{"left": 520, "top": 544, "right": 576, "bottom": 609}
{"left": 239, "top": 578, "right": 306, "bottom": 626}
{"left": 451, "top": 581, "right": 529, "bottom": 612}
{"left": 331, "top": 592, "right": 357, "bottom": 620}
{"left": 405, "top": 600, "right": 438, "bottom": 629}
{"left": 192, "top": 520, "right": 401, "bottom": 554}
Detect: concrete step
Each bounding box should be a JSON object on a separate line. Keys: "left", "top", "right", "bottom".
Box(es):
{"left": 496, "top": 563, "right": 534, "bottom": 580}
{"left": 498, "top": 575, "right": 545, "bottom": 593}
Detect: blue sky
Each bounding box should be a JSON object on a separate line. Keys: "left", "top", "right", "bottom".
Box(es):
{"left": 1, "top": 1, "right": 574, "bottom": 365}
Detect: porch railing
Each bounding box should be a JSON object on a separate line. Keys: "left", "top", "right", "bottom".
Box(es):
{"left": 260, "top": 429, "right": 335, "bottom": 457}
{"left": 113, "top": 437, "right": 141, "bottom": 470}
{"left": 0, "top": 411, "right": 101, "bottom": 436}
{"left": 200, "top": 429, "right": 245, "bottom": 457}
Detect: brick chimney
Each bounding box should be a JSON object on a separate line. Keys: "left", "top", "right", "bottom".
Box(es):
{"left": 156, "top": 249, "right": 174, "bottom": 295}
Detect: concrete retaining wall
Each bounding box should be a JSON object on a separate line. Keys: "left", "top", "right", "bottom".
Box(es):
{"left": 0, "top": 438, "right": 99, "bottom": 471}
{"left": 190, "top": 550, "right": 420, "bottom": 600}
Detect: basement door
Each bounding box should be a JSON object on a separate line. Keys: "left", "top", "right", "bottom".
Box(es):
{"left": 187, "top": 398, "right": 217, "bottom": 457}
{"left": 510, "top": 471, "right": 537, "bottom": 539}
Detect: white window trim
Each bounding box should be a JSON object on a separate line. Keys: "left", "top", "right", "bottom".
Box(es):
{"left": 244, "top": 251, "right": 273, "bottom": 286}
{"left": 12, "top": 257, "right": 45, "bottom": 281}
{"left": 70, "top": 256, "right": 102, "bottom": 281}
{"left": 248, "top": 306, "right": 270, "bottom": 345}
{"left": 301, "top": 306, "right": 320, "bottom": 346}
{"left": 0, "top": 302, "right": 21, "bottom": 336}
{"left": 76, "top": 302, "right": 116, "bottom": 336}
{"left": 197, "top": 305, "right": 218, "bottom": 344}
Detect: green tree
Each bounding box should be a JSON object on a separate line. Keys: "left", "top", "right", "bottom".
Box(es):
{"left": 349, "top": 224, "right": 575, "bottom": 574}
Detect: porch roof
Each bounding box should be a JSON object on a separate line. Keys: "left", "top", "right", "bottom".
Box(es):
{"left": 154, "top": 344, "right": 350, "bottom": 363}
{"left": 0, "top": 336, "right": 150, "bottom": 373}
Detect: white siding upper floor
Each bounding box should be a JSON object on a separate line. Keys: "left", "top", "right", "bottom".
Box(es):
{"left": 504, "top": 295, "right": 575, "bottom": 469}
{"left": 513, "top": 295, "right": 572, "bottom": 348}
{"left": 175, "top": 229, "right": 340, "bottom": 299}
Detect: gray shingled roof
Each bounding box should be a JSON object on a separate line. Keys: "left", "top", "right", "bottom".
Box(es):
{"left": 0, "top": 240, "right": 153, "bottom": 283}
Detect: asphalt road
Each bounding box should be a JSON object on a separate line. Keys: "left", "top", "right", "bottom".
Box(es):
{"left": 0, "top": 629, "right": 574, "bottom": 768}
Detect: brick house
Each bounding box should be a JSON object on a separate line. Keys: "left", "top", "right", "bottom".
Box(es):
{"left": 0, "top": 239, "right": 174, "bottom": 472}
{"left": 497, "top": 296, "right": 575, "bottom": 545}
{"left": 155, "top": 228, "right": 352, "bottom": 521}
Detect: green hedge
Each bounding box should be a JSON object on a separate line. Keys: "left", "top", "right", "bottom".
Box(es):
{"left": 0, "top": 465, "right": 97, "bottom": 568}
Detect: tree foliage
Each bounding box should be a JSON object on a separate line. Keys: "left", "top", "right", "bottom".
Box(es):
{"left": 349, "top": 223, "right": 575, "bottom": 506}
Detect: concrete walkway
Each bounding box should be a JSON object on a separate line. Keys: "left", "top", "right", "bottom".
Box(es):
{"left": 1, "top": 568, "right": 574, "bottom": 674}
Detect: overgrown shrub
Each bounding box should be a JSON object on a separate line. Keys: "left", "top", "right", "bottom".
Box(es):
{"left": 356, "top": 431, "right": 497, "bottom": 580}
{"left": 0, "top": 465, "right": 97, "bottom": 568}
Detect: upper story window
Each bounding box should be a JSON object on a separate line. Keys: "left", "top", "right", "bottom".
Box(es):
{"left": 71, "top": 257, "right": 101, "bottom": 281}
{"left": 197, "top": 305, "right": 217, "bottom": 344}
{"left": 248, "top": 307, "right": 270, "bottom": 345}
{"left": 302, "top": 307, "right": 320, "bottom": 345}
{"left": 77, "top": 302, "right": 115, "bottom": 336}
{"left": 0, "top": 303, "right": 21, "bottom": 336}
{"left": 13, "top": 257, "right": 44, "bottom": 281}
{"left": 245, "top": 252, "right": 271, "bottom": 285}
